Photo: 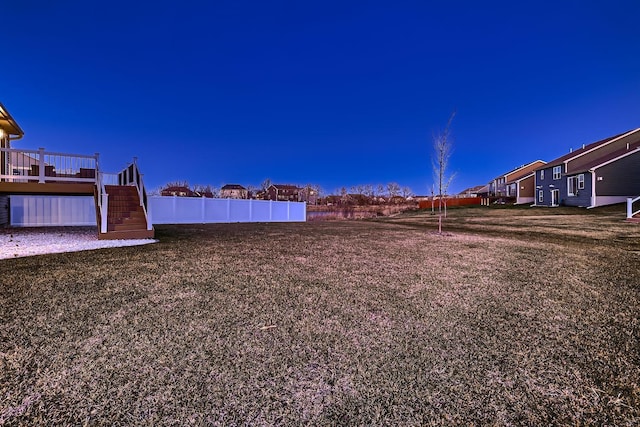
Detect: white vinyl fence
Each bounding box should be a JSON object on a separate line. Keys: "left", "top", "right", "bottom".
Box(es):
{"left": 10, "top": 195, "right": 96, "bottom": 227}
{"left": 8, "top": 195, "right": 306, "bottom": 227}
{"left": 148, "top": 196, "right": 306, "bottom": 224}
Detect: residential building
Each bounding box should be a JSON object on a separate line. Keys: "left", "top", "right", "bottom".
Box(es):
{"left": 0, "top": 101, "right": 153, "bottom": 238}
{"left": 220, "top": 184, "right": 248, "bottom": 199}
{"left": 266, "top": 184, "right": 301, "bottom": 201}
{"left": 534, "top": 128, "right": 640, "bottom": 207}
{"left": 488, "top": 160, "right": 547, "bottom": 200}
{"left": 161, "top": 186, "right": 197, "bottom": 197}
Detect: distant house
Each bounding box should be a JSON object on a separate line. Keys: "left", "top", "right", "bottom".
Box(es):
{"left": 161, "top": 186, "right": 197, "bottom": 197}
{"left": 488, "top": 160, "right": 547, "bottom": 201}
{"left": 220, "top": 184, "right": 248, "bottom": 199}
{"left": 534, "top": 128, "right": 640, "bottom": 207}
{"left": 266, "top": 184, "right": 301, "bottom": 202}
{"left": 299, "top": 186, "right": 319, "bottom": 205}
{"left": 458, "top": 185, "right": 487, "bottom": 198}
{"left": 194, "top": 189, "right": 214, "bottom": 198}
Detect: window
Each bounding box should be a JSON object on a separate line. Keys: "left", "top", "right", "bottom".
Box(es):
{"left": 540, "top": 170, "right": 544, "bottom": 180}
{"left": 538, "top": 190, "right": 543, "bottom": 203}
{"left": 553, "top": 166, "right": 561, "bottom": 180}
{"left": 568, "top": 176, "right": 577, "bottom": 196}
{"left": 568, "top": 174, "right": 585, "bottom": 196}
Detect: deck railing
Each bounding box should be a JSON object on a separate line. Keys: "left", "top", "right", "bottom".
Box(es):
{"left": 627, "top": 196, "right": 640, "bottom": 219}
{"left": 96, "top": 172, "right": 119, "bottom": 234}
{"left": 0, "top": 147, "right": 98, "bottom": 183}
{"left": 118, "top": 158, "right": 152, "bottom": 231}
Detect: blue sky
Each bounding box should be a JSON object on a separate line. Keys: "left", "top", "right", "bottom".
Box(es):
{"left": 2, "top": 0, "right": 639, "bottom": 195}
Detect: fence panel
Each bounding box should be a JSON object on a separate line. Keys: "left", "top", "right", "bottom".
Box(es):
{"left": 10, "top": 195, "right": 96, "bottom": 227}
{"left": 148, "top": 197, "right": 306, "bottom": 225}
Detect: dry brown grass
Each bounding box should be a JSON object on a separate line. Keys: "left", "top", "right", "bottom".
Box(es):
{"left": 1, "top": 205, "right": 638, "bottom": 425}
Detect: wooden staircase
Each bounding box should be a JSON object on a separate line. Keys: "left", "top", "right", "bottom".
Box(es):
{"left": 98, "top": 185, "right": 154, "bottom": 240}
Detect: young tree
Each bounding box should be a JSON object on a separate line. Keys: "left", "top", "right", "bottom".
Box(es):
{"left": 432, "top": 111, "right": 456, "bottom": 234}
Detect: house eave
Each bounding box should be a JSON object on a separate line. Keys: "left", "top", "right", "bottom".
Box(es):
{"left": 0, "top": 102, "right": 25, "bottom": 140}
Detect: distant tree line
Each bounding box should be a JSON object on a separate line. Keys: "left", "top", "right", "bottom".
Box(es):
{"left": 150, "top": 179, "right": 417, "bottom": 206}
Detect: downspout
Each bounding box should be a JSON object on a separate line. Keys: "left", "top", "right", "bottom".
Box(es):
{"left": 587, "top": 169, "right": 597, "bottom": 209}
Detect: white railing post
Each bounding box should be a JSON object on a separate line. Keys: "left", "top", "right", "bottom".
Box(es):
{"left": 628, "top": 198, "right": 633, "bottom": 219}
{"left": 101, "top": 193, "right": 109, "bottom": 233}
{"left": 132, "top": 157, "right": 139, "bottom": 188}
{"left": 38, "top": 147, "right": 45, "bottom": 183}
{"left": 95, "top": 153, "right": 100, "bottom": 183}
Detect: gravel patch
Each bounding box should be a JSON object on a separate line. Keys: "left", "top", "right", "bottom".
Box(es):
{"left": 0, "top": 226, "right": 157, "bottom": 259}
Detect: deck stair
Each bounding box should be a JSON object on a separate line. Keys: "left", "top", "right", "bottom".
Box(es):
{"left": 98, "top": 185, "right": 154, "bottom": 239}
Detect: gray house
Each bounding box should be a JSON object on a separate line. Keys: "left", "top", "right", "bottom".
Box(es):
{"left": 534, "top": 128, "right": 640, "bottom": 207}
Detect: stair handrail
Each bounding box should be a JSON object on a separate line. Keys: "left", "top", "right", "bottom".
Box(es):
{"left": 627, "top": 195, "right": 640, "bottom": 219}
{"left": 96, "top": 171, "right": 109, "bottom": 234}
{"left": 118, "top": 158, "right": 152, "bottom": 231}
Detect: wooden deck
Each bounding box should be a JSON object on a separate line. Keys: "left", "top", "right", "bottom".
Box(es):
{"left": 0, "top": 181, "right": 96, "bottom": 195}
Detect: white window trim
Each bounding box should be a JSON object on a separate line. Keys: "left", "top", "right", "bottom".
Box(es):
{"left": 540, "top": 170, "right": 544, "bottom": 180}
{"left": 538, "top": 190, "right": 543, "bottom": 203}
{"left": 553, "top": 166, "right": 561, "bottom": 180}
{"left": 568, "top": 176, "right": 576, "bottom": 196}
{"left": 578, "top": 174, "right": 585, "bottom": 190}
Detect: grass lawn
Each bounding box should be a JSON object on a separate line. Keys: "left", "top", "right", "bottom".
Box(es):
{"left": 1, "top": 205, "right": 639, "bottom": 425}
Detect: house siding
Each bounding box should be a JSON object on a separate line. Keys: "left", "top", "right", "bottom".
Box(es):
{"left": 563, "top": 173, "right": 592, "bottom": 207}
{"left": 535, "top": 167, "right": 565, "bottom": 206}
{"left": 595, "top": 150, "right": 640, "bottom": 196}
{"left": 515, "top": 175, "right": 535, "bottom": 204}
{"left": 0, "top": 195, "right": 8, "bottom": 225}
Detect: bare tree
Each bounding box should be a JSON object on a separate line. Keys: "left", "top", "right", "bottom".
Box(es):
{"left": 387, "top": 182, "right": 400, "bottom": 200}
{"left": 432, "top": 111, "right": 456, "bottom": 234}
{"left": 192, "top": 184, "right": 214, "bottom": 197}
{"left": 364, "top": 184, "right": 374, "bottom": 201}
{"left": 246, "top": 184, "right": 258, "bottom": 199}
{"left": 401, "top": 186, "right": 413, "bottom": 199}
{"left": 260, "top": 178, "right": 272, "bottom": 192}
{"left": 339, "top": 187, "right": 349, "bottom": 205}
{"left": 163, "top": 180, "right": 190, "bottom": 189}
{"left": 376, "top": 184, "right": 385, "bottom": 203}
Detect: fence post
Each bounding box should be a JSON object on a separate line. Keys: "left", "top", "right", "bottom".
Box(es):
{"left": 227, "top": 198, "right": 231, "bottom": 222}
{"left": 201, "top": 196, "right": 206, "bottom": 222}
{"left": 249, "top": 199, "right": 253, "bottom": 222}
{"left": 269, "top": 200, "right": 273, "bottom": 221}
{"left": 147, "top": 197, "right": 153, "bottom": 226}
{"left": 172, "top": 195, "right": 177, "bottom": 223}
{"left": 627, "top": 198, "right": 633, "bottom": 219}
